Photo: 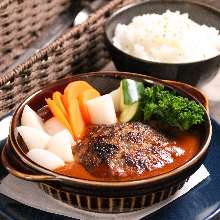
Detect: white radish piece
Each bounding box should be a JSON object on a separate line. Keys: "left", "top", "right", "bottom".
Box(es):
{"left": 110, "top": 88, "right": 121, "bottom": 112}
{"left": 21, "top": 105, "right": 44, "bottom": 130}
{"left": 86, "top": 94, "right": 117, "bottom": 125}
{"left": 44, "top": 117, "right": 66, "bottom": 135}
{"left": 47, "top": 130, "right": 74, "bottom": 162}
{"left": 63, "top": 129, "right": 75, "bottom": 146}
{"left": 17, "top": 126, "right": 51, "bottom": 150}
{"left": 27, "top": 149, "right": 64, "bottom": 170}
{"left": 44, "top": 117, "right": 75, "bottom": 145}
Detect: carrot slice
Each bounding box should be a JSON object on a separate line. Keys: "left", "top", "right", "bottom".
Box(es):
{"left": 68, "top": 98, "right": 86, "bottom": 139}
{"left": 64, "top": 81, "right": 94, "bottom": 109}
{"left": 52, "top": 91, "right": 68, "bottom": 118}
{"left": 78, "top": 89, "right": 100, "bottom": 124}
{"left": 62, "top": 95, "right": 68, "bottom": 111}
{"left": 45, "top": 98, "right": 72, "bottom": 133}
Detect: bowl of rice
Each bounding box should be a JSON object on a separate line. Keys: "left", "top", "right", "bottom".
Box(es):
{"left": 104, "top": 0, "right": 220, "bottom": 85}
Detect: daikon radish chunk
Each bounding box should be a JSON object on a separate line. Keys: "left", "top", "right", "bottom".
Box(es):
{"left": 110, "top": 88, "right": 121, "bottom": 112}
{"left": 63, "top": 129, "right": 75, "bottom": 146}
{"left": 78, "top": 88, "right": 100, "bottom": 124}
{"left": 47, "top": 130, "right": 74, "bottom": 162}
{"left": 21, "top": 105, "right": 44, "bottom": 130}
{"left": 86, "top": 94, "right": 117, "bottom": 125}
{"left": 17, "top": 126, "right": 51, "bottom": 150}
{"left": 27, "top": 149, "right": 64, "bottom": 170}
{"left": 44, "top": 117, "right": 75, "bottom": 144}
{"left": 44, "top": 117, "right": 66, "bottom": 135}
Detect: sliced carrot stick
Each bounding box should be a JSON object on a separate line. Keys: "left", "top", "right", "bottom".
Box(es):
{"left": 68, "top": 98, "right": 86, "bottom": 139}
{"left": 64, "top": 81, "right": 94, "bottom": 108}
{"left": 45, "top": 98, "right": 72, "bottom": 133}
{"left": 52, "top": 91, "right": 68, "bottom": 118}
{"left": 62, "top": 94, "right": 68, "bottom": 111}
{"left": 78, "top": 89, "right": 100, "bottom": 124}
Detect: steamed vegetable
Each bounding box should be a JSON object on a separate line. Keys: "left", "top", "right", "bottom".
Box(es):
{"left": 47, "top": 130, "right": 74, "bottom": 162}
{"left": 120, "top": 79, "right": 144, "bottom": 105}
{"left": 52, "top": 91, "right": 68, "bottom": 118}
{"left": 79, "top": 88, "right": 100, "bottom": 124}
{"left": 27, "top": 149, "right": 64, "bottom": 170}
{"left": 44, "top": 117, "right": 66, "bottom": 135}
{"left": 45, "top": 98, "right": 72, "bottom": 133}
{"left": 141, "top": 85, "right": 204, "bottom": 130}
{"left": 119, "top": 102, "right": 140, "bottom": 123}
{"left": 21, "top": 105, "right": 44, "bottom": 130}
{"left": 44, "top": 117, "right": 75, "bottom": 145}
{"left": 68, "top": 99, "right": 86, "bottom": 139}
{"left": 17, "top": 126, "right": 51, "bottom": 150}
{"left": 87, "top": 94, "right": 117, "bottom": 125}
{"left": 119, "top": 79, "right": 144, "bottom": 122}
{"left": 110, "top": 88, "right": 121, "bottom": 112}
{"left": 63, "top": 81, "right": 94, "bottom": 109}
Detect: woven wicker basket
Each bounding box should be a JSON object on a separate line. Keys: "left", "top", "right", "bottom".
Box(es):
{"left": 0, "top": 0, "right": 136, "bottom": 116}
{"left": 0, "top": 0, "right": 83, "bottom": 74}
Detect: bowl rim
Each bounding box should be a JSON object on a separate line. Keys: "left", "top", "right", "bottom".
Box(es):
{"left": 104, "top": 0, "right": 220, "bottom": 65}
{"left": 9, "top": 71, "right": 212, "bottom": 187}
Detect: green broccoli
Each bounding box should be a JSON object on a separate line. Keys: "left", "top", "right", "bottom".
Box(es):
{"left": 141, "top": 85, "right": 204, "bottom": 130}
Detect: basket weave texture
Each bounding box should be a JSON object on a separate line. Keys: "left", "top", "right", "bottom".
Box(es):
{"left": 0, "top": 0, "right": 74, "bottom": 74}
{"left": 0, "top": 0, "right": 136, "bottom": 116}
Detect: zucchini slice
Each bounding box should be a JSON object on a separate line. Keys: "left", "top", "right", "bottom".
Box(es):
{"left": 120, "top": 79, "right": 144, "bottom": 105}
{"left": 119, "top": 102, "right": 140, "bottom": 123}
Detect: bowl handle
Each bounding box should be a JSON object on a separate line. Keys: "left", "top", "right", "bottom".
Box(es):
{"left": 164, "top": 80, "right": 209, "bottom": 112}
{"left": 1, "top": 142, "right": 58, "bottom": 182}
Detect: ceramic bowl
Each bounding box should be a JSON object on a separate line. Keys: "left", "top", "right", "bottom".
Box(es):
{"left": 104, "top": 0, "right": 220, "bottom": 86}
{"left": 2, "top": 71, "right": 212, "bottom": 213}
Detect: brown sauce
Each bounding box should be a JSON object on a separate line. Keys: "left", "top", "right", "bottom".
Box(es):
{"left": 55, "top": 130, "right": 200, "bottom": 181}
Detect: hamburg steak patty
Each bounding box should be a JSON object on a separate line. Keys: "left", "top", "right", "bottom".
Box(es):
{"left": 77, "top": 122, "right": 184, "bottom": 178}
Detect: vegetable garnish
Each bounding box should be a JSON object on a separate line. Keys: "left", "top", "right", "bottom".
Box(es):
{"left": 63, "top": 81, "right": 94, "bottom": 109}
{"left": 52, "top": 91, "right": 68, "bottom": 118}
{"left": 45, "top": 98, "right": 72, "bottom": 132}
{"left": 119, "top": 79, "right": 144, "bottom": 123}
{"left": 86, "top": 94, "right": 117, "bottom": 125}
{"left": 121, "top": 79, "right": 144, "bottom": 105}
{"left": 79, "top": 89, "right": 100, "bottom": 124}
{"left": 68, "top": 99, "right": 86, "bottom": 139}
{"left": 141, "top": 85, "right": 204, "bottom": 130}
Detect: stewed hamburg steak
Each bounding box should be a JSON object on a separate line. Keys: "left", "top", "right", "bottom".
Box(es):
{"left": 77, "top": 122, "right": 185, "bottom": 178}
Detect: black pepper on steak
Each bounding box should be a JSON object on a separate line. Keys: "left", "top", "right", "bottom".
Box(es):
{"left": 77, "top": 122, "right": 184, "bottom": 178}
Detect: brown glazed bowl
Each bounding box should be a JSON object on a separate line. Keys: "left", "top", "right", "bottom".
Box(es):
{"left": 104, "top": 0, "right": 220, "bottom": 86}
{"left": 2, "top": 71, "right": 212, "bottom": 213}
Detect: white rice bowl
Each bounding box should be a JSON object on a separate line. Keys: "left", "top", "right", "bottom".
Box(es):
{"left": 113, "top": 10, "right": 220, "bottom": 63}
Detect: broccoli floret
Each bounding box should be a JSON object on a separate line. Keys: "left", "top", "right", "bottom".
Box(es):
{"left": 141, "top": 85, "right": 204, "bottom": 130}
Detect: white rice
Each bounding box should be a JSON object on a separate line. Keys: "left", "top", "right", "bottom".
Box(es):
{"left": 113, "top": 10, "right": 220, "bottom": 63}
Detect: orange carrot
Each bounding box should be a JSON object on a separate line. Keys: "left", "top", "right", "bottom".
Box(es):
{"left": 62, "top": 95, "right": 68, "bottom": 111}
{"left": 52, "top": 91, "right": 68, "bottom": 118}
{"left": 78, "top": 89, "right": 100, "bottom": 124}
{"left": 68, "top": 98, "right": 86, "bottom": 139}
{"left": 64, "top": 81, "right": 94, "bottom": 109}
{"left": 45, "top": 98, "right": 72, "bottom": 133}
